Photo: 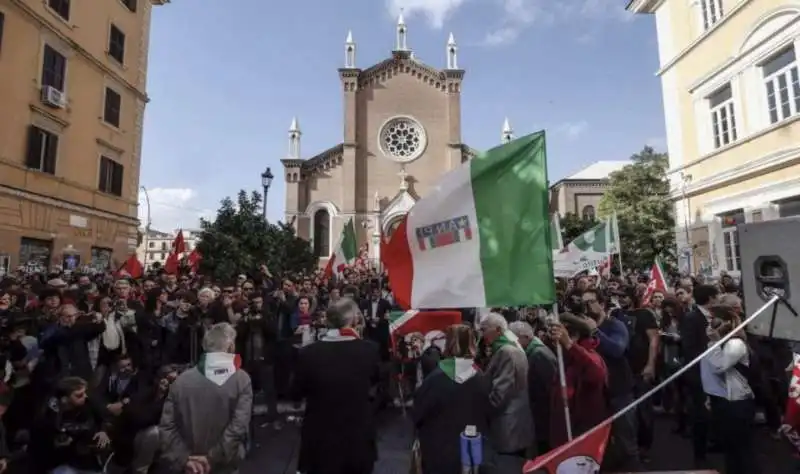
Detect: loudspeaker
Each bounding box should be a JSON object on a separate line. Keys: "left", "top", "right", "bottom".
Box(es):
{"left": 739, "top": 217, "right": 800, "bottom": 341}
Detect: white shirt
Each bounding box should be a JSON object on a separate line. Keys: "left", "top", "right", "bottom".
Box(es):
{"left": 701, "top": 337, "right": 754, "bottom": 401}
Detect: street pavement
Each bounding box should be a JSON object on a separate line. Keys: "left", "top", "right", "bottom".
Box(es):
{"left": 242, "top": 406, "right": 798, "bottom": 474}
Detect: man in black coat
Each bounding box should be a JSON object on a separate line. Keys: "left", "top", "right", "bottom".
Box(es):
{"left": 360, "top": 286, "right": 392, "bottom": 361}
{"left": 292, "top": 299, "right": 381, "bottom": 474}
{"left": 678, "top": 283, "right": 719, "bottom": 467}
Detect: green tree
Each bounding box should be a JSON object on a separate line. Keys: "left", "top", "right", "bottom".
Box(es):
{"left": 599, "top": 146, "right": 675, "bottom": 270}
{"left": 196, "top": 190, "right": 316, "bottom": 281}
{"left": 560, "top": 212, "right": 598, "bottom": 244}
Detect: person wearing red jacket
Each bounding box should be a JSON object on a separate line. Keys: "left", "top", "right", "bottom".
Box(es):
{"left": 547, "top": 312, "right": 609, "bottom": 448}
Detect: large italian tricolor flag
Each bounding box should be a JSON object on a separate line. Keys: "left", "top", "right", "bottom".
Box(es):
{"left": 381, "top": 132, "right": 555, "bottom": 309}
{"left": 324, "top": 217, "right": 357, "bottom": 278}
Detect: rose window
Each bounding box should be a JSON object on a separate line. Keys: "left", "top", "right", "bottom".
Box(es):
{"left": 378, "top": 117, "right": 427, "bottom": 162}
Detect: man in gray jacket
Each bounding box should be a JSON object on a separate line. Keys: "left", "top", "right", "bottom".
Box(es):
{"left": 480, "top": 312, "right": 534, "bottom": 472}
{"left": 159, "top": 323, "right": 253, "bottom": 474}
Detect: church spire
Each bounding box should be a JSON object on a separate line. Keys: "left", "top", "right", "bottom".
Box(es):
{"left": 446, "top": 32, "right": 458, "bottom": 69}
{"left": 288, "top": 117, "right": 301, "bottom": 158}
{"left": 345, "top": 30, "right": 356, "bottom": 68}
{"left": 501, "top": 117, "right": 514, "bottom": 144}
{"left": 396, "top": 9, "right": 408, "bottom": 51}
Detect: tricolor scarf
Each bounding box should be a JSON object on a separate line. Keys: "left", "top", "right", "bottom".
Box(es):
{"left": 197, "top": 352, "right": 242, "bottom": 386}
{"left": 439, "top": 358, "right": 479, "bottom": 384}
{"left": 490, "top": 330, "right": 523, "bottom": 354}
{"left": 321, "top": 328, "right": 361, "bottom": 342}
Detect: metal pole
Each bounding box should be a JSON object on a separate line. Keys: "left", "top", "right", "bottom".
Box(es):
{"left": 262, "top": 185, "right": 269, "bottom": 221}
{"left": 681, "top": 173, "right": 693, "bottom": 274}
{"left": 140, "top": 186, "right": 152, "bottom": 271}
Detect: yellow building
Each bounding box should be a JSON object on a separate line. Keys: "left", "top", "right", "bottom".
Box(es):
{"left": 0, "top": 0, "right": 167, "bottom": 274}
{"left": 628, "top": 0, "right": 800, "bottom": 277}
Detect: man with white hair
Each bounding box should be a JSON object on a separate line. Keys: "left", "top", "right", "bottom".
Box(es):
{"left": 292, "top": 298, "right": 381, "bottom": 474}
{"left": 159, "top": 323, "right": 252, "bottom": 474}
{"left": 480, "top": 312, "right": 534, "bottom": 471}
{"left": 509, "top": 320, "right": 557, "bottom": 454}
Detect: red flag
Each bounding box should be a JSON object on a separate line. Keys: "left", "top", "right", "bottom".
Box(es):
{"left": 524, "top": 420, "right": 611, "bottom": 473}
{"left": 119, "top": 254, "right": 143, "bottom": 279}
{"left": 187, "top": 249, "right": 202, "bottom": 273}
{"left": 172, "top": 229, "right": 186, "bottom": 255}
{"left": 781, "top": 354, "right": 800, "bottom": 455}
{"left": 641, "top": 257, "right": 668, "bottom": 307}
{"left": 164, "top": 252, "right": 180, "bottom": 275}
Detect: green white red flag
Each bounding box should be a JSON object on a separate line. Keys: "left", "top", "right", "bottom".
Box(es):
{"left": 381, "top": 132, "right": 555, "bottom": 309}
{"left": 641, "top": 257, "right": 667, "bottom": 307}
{"left": 324, "top": 217, "right": 357, "bottom": 278}
{"left": 553, "top": 213, "right": 619, "bottom": 277}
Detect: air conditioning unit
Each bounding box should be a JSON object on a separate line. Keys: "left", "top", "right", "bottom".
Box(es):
{"left": 41, "top": 86, "right": 67, "bottom": 108}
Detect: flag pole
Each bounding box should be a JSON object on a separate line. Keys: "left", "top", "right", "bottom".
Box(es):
{"left": 526, "top": 294, "right": 781, "bottom": 471}
{"left": 549, "top": 305, "right": 573, "bottom": 441}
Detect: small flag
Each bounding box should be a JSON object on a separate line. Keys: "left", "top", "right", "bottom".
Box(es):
{"left": 324, "top": 218, "right": 358, "bottom": 278}
{"left": 641, "top": 257, "right": 667, "bottom": 307}
{"left": 118, "top": 254, "right": 143, "bottom": 279}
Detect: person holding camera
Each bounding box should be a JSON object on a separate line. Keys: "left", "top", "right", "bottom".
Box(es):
{"left": 700, "top": 304, "right": 760, "bottom": 474}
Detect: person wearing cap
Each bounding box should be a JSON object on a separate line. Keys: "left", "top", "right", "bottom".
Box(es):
{"left": 546, "top": 312, "right": 608, "bottom": 448}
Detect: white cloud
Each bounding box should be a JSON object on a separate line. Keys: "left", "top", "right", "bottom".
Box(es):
{"left": 137, "top": 188, "right": 214, "bottom": 232}
{"left": 387, "top": 0, "right": 468, "bottom": 29}
{"left": 555, "top": 121, "right": 589, "bottom": 139}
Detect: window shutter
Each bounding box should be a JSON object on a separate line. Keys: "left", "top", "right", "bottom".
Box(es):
{"left": 25, "top": 126, "right": 43, "bottom": 170}
{"left": 43, "top": 133, "right": 58, "bottom": 174}
{"left": 99, "top": 158, "right": 109, "bottom": 191}
{"left": 111, "top": 162, "right": 124, "bottom": 196}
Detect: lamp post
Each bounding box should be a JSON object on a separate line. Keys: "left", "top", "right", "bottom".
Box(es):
{"left": 140, "top": 186, "right": 152, "bottom": 270}
{"left": 261, "top": 167, "right": 274, "bottom": 220}
{"left": 680, "top": 173, "right": 693, "bottom": 274}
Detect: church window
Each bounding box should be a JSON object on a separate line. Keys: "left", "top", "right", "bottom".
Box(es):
{"left": 313, "top": 209, "right": 330, "bottom": 257}
{"left": 378, "top": 116, "right": 427, "bottom": 163}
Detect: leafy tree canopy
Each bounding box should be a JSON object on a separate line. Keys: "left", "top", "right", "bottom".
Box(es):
{"left": 560, "top": 213, "right": 598, "bottom": 245}
{"left": 196, "top": 190, "right": 316, "bottom": 282}
{"left": 599, "top": 146, "right": 675, "bottom": 270}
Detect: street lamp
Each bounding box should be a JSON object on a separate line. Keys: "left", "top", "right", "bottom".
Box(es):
{"left": 261, "top": 167, "right": 274, "bottom": 220}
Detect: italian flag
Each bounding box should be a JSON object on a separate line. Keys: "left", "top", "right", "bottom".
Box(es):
{"left": 551, "top": 213, "right": 564, "bottom": 252}
{"left": 388, "top": 310, "right": 462, "bottom": 336}
{"left": 324, "top": 217, "right": 357, "bottom": 278}
{"left": 641, "top": 256, "right": 667, "bottom": 307}
{"left": 381, "top": 132, "right": 554, "bottom": 309}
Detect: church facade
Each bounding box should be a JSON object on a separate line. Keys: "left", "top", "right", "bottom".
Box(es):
{"left": 281, "top": 14, "right": 497, "bottom": 265}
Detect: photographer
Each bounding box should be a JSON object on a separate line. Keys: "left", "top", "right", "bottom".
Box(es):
{"left": 701, "top": 304, "right": 760, "bottom": 474}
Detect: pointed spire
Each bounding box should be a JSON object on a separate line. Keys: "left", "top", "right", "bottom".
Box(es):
{"left": 288, "top": 117, "right": 301, "bottom": 158}
{"left": 345, "top": 30, "right": 356, "bottom": 68}
{"left": 396, "top": 8, "right": 408, "bottom": 51}
{"left": 446, "top": 32, "right": 458, "bottom": 69}
{"left": 501, "top": 117, "right": 514, "bottom": 144}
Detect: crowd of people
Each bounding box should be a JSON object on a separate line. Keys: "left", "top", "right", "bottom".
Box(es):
{"left": 0, "top": 257, "right": 793, "bottom": 474}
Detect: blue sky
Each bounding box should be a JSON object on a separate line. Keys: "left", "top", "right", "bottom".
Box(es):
{"left": 137, "top": 0, "right": 666, "bottom": 231}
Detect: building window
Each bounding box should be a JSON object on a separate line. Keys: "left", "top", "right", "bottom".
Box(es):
{"left": 25, "top": 126, "right": 58, "bottom": 174}
{"left": 103, "top": 87, "right": 121, "bottom": 127}
{"left": 708, "top": 84, "right": 737, "bottom": 148}
{"left": 700, "top": 0, "right": 723, "bottom": 30}
{"left": 762, "top": 46, "right": 799, "bottom": 125}
{"left": 0, "top": 255, "right": 10, "bottom": 278}
{"left": 581, "top": 205, "right": 596, "bottom": 221}
{"left": 47, "top": 0, "right": 70, "bottom": 21}
{"left": 148, "top": 242, "right": 154, "bottom": 249}
{"left": 42, "top": 45, "right": 66, "bottom": 91}
{"left": 122, "top": 0, "right": 137, "bottom": 12}
{"left": 98, "top": 156, "right": 124, "bottom": 196}
{"left": 108, "top": 25, "right": 126, "bottom": 64}
{"left": 19, "top": 237, "right": 52, "bottom": 272}
{"left": 313, "top": 209, "right": 330, "bottom": 257}
{"left": 720, "top": 211, "right": 743, "bottom": 273}
{"left": 778, "top": 197, "right": 800, "bottom": 218}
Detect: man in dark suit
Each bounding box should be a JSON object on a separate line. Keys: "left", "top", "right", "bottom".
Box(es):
{"left": 360, "top": 285, "right": 392, "bottom": 361}
{"left": 292, "top": 299, "right": 381, "bottom": 474}
{"left": 679, "top": 283, "right": 720, "bottom": 468}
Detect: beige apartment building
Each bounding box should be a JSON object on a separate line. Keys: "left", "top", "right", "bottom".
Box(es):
{"left": 282, "top": 15, "right": 476, "bottom": 265}
{"left": 0, "top": 0, "right": 166, "bottom": 274}
{"left": 549, "top": 161, "right": 629, "bottom": 219}
{"left": 629, "top": 0, "right": 800, "bottom": 277}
